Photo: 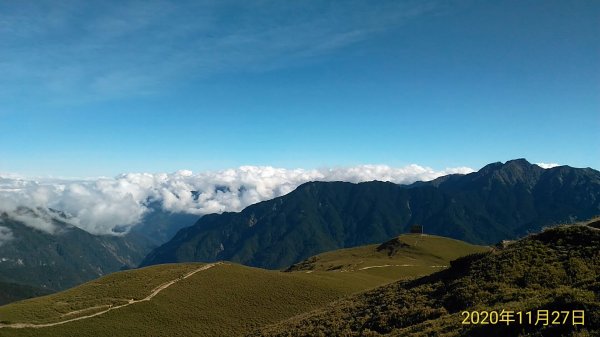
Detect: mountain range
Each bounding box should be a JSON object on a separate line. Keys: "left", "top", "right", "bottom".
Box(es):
{"left": 141, "top": 159, "right": 600, "bottom": 269}
{"left": 1, "top": 158, "right": 599, "bottom": 305}
{"left": 0, "top": 209, "right": 149, "bottom": 292}
{"left": 0, "top": 206, "right": 198, "bottom": 302}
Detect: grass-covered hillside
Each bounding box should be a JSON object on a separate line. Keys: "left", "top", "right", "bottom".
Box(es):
{"left": 0, "top": 234, "right": 486, "bottom": 336}
{"left": 0, "top": 263, "right": 391, "bottom": 337}
{"left": 0, "top": 263, "right": 347, "bottom": 336}
{"left": 286, "top": 234, "right": 489, "bottom": 281}
{"left": 252, "top": 223, "right": 600, "bottom": 336}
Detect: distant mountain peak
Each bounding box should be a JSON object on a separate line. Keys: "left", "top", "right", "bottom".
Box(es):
{"left": 460, "top": 158, "right": 546, "bottom": 188}
{"left": 505, "top": 158, "right": 531, "bottom": 166}
{"left": 477, "top": 161, "right": 503, "bottom": 174}
{"left": 479, "top": 158, "right": 535, "bottom": 172}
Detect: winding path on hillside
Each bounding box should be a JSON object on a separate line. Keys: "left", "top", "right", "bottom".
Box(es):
{"left": 0, "top": 262, "right": 222, "bottom": 329}
{"left": 358, "top": 264, "right": 447, "bottom": 270}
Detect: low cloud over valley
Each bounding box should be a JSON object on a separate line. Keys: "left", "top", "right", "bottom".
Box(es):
{"left": 0, "top": 165, "right": 473, "bottom": 235}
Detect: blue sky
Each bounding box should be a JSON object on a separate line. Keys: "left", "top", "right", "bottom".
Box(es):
{"left": 0, "top": 0, "right": 598, "bottom": 177}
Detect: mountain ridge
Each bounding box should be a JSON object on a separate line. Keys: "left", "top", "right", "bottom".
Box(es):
{"left": 0, "top": 211, "right": 151, "bottom": 291}
{"left": 141, "top": 159, "right": 600, "bottom": 269}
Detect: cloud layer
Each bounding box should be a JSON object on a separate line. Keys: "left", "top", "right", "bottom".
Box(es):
{"left": 0, "top": 226, "right": 13, "bottom": 246}
{"left": 0, "top": 164, "right": 473, "bottom": 235}
{"left": 535, "top": 162, "right": 560, "bottom": 169}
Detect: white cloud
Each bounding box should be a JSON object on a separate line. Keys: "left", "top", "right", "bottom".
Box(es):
{"left": 535, "top": 162, "right": 560, "bottom": 169}
{"left": 0, "top": 1, "right": 440, "bottom": 103}
{"left": 0, "top": 164, "right": 473, "bottom": 235}
{"left": 8, "top": 209, "right": 64, "bottom": 234}
{"left": 0, "top": 226, "right": 14, "bottom": 246}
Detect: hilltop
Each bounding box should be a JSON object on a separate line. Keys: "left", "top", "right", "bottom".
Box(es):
{"left": 286, "top": 234, "right": 489, "bottom": 280}
{"left": 251, "top": 222, "right": 600, "bottom": 336}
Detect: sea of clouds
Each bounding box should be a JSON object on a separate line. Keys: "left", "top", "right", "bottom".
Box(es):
{"left": 0, "top": 165, "right": 477, "bottom": 236}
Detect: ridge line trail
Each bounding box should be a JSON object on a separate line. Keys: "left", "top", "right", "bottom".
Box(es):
{"left": 358, "top": 264, "right": 447, "bottom": 270}
{"left": 0, "top": 262, "right": 223, "bottom": 329}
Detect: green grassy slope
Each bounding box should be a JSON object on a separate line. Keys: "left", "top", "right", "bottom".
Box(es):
{"left": 251, "top": 223, "right": 600, "bottom": 336}
{"left": 0, "top": 235, "right": 487, "bottom": 336}
{"left": 286, "top": 234, "right": 490, "bottom": 281}
{"left": 0, "top": 263, "right": 378, "bottom": 337}
{"left": 0, "top": 263, "right": 201, "bottom": 325}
